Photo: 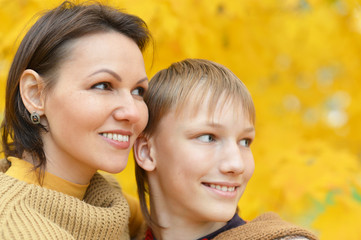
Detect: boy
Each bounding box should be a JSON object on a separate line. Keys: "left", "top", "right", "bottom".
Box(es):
{"left": 134, "top": 59, "right": 318, "bottom": 240}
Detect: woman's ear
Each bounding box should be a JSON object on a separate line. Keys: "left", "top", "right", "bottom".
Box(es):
{"left": 134, "top": 136, "right": 156, "bottom": 172}
{"left": 19, "top": 69, "right": 45, "bottom": 115}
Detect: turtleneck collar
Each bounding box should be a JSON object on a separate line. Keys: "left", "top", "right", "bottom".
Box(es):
{"left": 5, "top": 156, "right": 89, "bottom": 200}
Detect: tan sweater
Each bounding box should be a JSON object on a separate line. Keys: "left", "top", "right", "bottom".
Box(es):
{"left": 136, "top": 212, "right": 318, "bottom": 239}
{"left": 213, "top": 212, "right": 318, "bottom": 240}
{"left": 0, "top": 159, "right": 130, "bottom": 240}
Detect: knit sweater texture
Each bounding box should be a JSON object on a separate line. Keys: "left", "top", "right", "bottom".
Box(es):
{"left": 213, "top": 212, "right": 318, "bottom": 240}
{"left": 139, "top": 212, "right": 318, "bottom": 240}
{"left": 0, "top": 158, "right": 130, "bottom": 240}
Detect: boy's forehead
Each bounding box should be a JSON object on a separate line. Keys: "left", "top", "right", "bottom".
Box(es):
{"left": 174, "top": 94, "right": 248, "bottom": 121}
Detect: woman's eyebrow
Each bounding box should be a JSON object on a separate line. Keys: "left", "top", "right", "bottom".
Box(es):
{"left": 88, "top": 69, "right": 148, "bottom": 84}
{"left": 88, "top": 69, "right": 122, "bottom": 81}
{"left": 137, "top": 77, "right": 149, "bottom": 84}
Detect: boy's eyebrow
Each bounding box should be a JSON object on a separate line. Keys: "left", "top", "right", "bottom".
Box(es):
{"left": 243, "top": 127, "right": 255, "bottom": 133}
{"left": 202, "top": 122, "right": 223, "bottom": 128}
{"left": 205, "top": 122, "right": 255, "bottom": 133}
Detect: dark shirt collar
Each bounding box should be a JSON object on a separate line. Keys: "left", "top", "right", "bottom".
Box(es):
{"left": 196, "top": 213, "right": 246, "bottom": 240}
{"left": 145, "top": 213, "right": 246, "bottom": 240}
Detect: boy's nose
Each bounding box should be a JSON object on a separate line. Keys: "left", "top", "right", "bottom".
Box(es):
{"left": 219, "top": 142, "right": 245, "bottom": 175}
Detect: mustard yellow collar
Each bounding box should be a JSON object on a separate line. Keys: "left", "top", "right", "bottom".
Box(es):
{"left": 5, "top": 157, "right": 89, "bottom": 200}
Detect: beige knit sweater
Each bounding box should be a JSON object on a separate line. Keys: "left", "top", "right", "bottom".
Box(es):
{"left": 0, "top": 159, "right": 130, "bottom": 240}
{"left": 213, "top": 212, "right": 318, "bottom": 240}
{"left": 135, "top": 210, "right": 318, "bottom": 240}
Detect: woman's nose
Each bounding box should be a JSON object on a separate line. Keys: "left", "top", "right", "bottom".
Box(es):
{"left": 112, "top": 92, "right": 141, "bottom": 123}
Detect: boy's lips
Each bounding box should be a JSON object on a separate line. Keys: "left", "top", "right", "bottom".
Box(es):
{"left": 202, "top": 182, "right": 240, "bottom": 192}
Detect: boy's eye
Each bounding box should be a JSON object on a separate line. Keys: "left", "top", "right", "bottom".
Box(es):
{"left": 91, "top": 82, "right": 112, "bottom": 90}
{"left": 197, "top": 134, "right": 215, "bottom": 143}
{"left": 132, "top": 87, "right": 146, "bottom": 97}
{"left": 240, "top": 139, "right": 252, "bottom": 147}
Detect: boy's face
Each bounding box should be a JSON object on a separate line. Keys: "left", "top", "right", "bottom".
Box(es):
{"left": 148, "top": 95, "right": 255, "bottom": 225}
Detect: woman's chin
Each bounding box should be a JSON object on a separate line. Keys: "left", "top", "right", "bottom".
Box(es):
{"left": 99, "top": 159, "right": 128, "bottom": 174}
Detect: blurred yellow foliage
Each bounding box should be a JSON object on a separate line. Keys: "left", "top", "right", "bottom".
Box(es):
{"left": 1, "top": 0, "right": 361, "bottom": 239}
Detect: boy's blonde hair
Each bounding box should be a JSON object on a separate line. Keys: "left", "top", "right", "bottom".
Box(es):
{"left": 136, "top": 58, "right": 255, "bottom": 227}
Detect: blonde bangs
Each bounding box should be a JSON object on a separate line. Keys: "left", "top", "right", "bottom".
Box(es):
{"left": 137, "top": 58, "right": 255, "bottom": 228}
{"left": 143, "top": 59, "right": 255, "bottom": 136}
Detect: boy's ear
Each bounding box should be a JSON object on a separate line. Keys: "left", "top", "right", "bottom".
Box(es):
{"left": 19, "top": 69, "right": 46, "bottom": 115}
{"left": 134, "top": 136, "right": 156, "bottom": 172}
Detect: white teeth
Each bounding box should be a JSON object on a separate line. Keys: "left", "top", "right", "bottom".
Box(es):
{"left": 209, "top": 184, "right": 236, "bottom": 192}
{"left": 102, "top": 133, "right": 129, "bottom": 142}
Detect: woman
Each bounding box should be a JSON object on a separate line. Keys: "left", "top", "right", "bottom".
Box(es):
{"left": 134, "top": 59, "right": 318, "bottom": 239}
{"left": 0, "top": 1, "right": 151, "bottom": 239}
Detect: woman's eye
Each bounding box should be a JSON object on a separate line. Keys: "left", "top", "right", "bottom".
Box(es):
{"left": 91, "top": 82, "right": 112, "bottom": 90}
{"left": 240, "top": 139, "right": 252, "bottom": 147}
{"left": 197, "top": 134, "right": 215, "bottom": 143}
{"left": 132, "top": 87, "right": 146, "bottom": 97}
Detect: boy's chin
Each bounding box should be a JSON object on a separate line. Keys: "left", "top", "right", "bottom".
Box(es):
{"left": 206, "top": 206, "right": 239, "bottom": 223}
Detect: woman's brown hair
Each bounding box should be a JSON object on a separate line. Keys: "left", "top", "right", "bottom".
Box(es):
{"left": 1, "top": 1, "right": 151, "bottom": 175}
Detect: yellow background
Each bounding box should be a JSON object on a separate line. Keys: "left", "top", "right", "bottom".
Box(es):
{"left": 1, "top": 0, "right": 361, "bottom": 239}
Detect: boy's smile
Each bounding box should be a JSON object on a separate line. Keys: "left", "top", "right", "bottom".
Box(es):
{"left": 148, "top": 93, "right": 255, "bottom": 231}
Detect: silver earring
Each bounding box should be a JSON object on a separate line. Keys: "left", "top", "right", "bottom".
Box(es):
{"left": 30, "top": 112, "right": 41, "bottom": 124}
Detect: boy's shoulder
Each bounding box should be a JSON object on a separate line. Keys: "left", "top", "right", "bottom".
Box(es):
{"left": 213, "top": 212, "right": 318, "bottom": 240}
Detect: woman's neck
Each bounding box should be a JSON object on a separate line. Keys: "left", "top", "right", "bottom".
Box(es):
{"left": 45, "top": 155, "right": 95, "bottom": 185}
{"left": 22, "top": 151, "right": 94, "bottom": 185}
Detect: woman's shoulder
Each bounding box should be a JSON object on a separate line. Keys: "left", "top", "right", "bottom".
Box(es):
{"left": 83, "top": 172, "right": 126, "bottom": 203}
{"left": 0, "top": 167, "right": 27, "bottom": 199}
{"left": 0, "top": 171, "right": 131, "bottom": 239}
{"left": 0, "top": 158, "right": 10, "bottom": 173}
{"left": 97, "top": 172, "right": 122, "bottom": 190}
{"left": 213, "top": 212, "right": 318, "bottom": 240}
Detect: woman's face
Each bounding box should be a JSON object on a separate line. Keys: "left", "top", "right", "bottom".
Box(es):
{"left": 42, "top": 32, "right": 148, "bottom": 183}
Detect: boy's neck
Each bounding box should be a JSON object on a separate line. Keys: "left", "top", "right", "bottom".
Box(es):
{"left": 151, "top": 207, "right": 226, "bottom": 240}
